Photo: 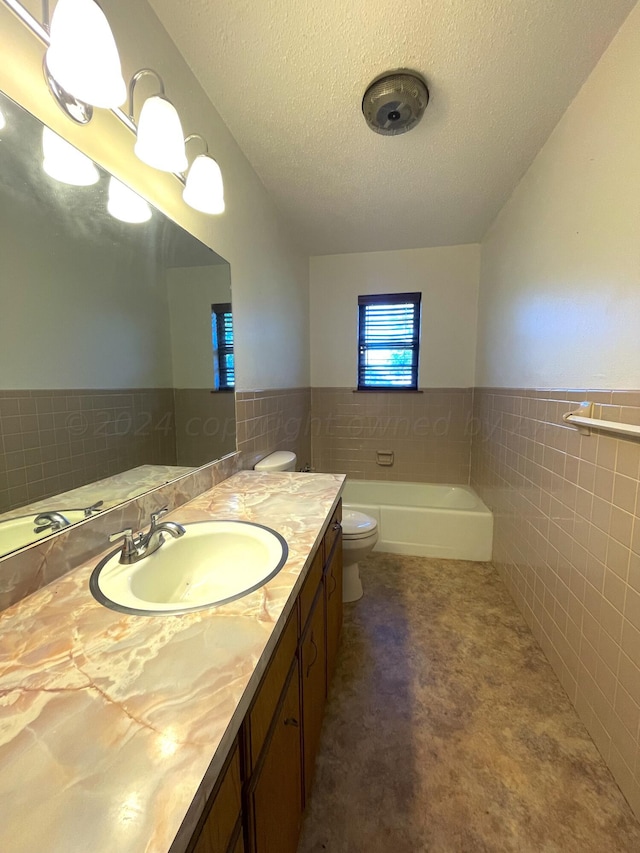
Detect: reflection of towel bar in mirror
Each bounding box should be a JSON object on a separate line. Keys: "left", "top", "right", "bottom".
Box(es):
{"left": 562, "top": 401, "right": 640, "bottom": 438}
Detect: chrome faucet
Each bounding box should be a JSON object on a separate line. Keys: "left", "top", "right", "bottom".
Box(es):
{"left": 33, "top": 511, "right": 71, "bottom": 534}
{"left": 109, "top": 507, "right": 186, "bottom": 565}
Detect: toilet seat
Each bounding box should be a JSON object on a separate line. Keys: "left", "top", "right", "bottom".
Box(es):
{"left": 342, "top": 509, "right": 378, "bottom": 540}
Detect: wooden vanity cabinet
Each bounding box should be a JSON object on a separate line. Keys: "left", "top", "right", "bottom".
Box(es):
{"left": 247, "top": 665, "right": 302, "bottom": 853}
{"left": 324, "top": 505, "right": 343, "bottom": 688}
{"left": 189, "top": 500, "right": 343, "bottom": 853}
{"left": 229, "top": 826, "right": 245, "bottom": 853}
{"left": 300, "top": 581, "right": 327, "bottom": 803}
{"left": 190, "top": 742, "right": 242, "bottom": 853}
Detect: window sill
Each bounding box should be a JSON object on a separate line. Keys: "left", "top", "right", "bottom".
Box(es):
{"left": 353, "top": 388, "right": 423, "bottom": 394}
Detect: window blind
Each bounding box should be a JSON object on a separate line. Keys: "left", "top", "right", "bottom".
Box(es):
{"left": 212, "top": 303, "right": 235, "bottom": 390}
{"left": 357, "top": 292, "right": 421, "bottom": 390}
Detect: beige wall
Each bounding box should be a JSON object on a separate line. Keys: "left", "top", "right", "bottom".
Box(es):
{"left": 0, "top": 164, "right": 173, "bottom": 389}
{"left": 310, "top": 245, "right": 480, "bottom": 388}
{"left": 0, "top": 0, "right": 309, "bottom": 393}
{"left": 476, "top": 3, "right": 640, "bottom": 390}
{"left": 167, "top": 265, "right": 231, "bottom": 389}
{"left": 311, "top": 387, "right": 473, "bottom": 484}
{"left": 473, "top": 5, "right": 640, "bottom": 821}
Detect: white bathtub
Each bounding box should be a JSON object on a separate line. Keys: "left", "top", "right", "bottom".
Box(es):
{"left": 342, "top": 480, "right": 493, "bottom": 561}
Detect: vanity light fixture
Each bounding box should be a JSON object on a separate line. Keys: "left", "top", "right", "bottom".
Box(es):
{"left": 107, "top": 176, "right": 152, "bottom": 224}
{"left": 183, "top": 133, "right": 225, "bottom": 215}
{"left": 129, "top": 69, "right": 188, "bottom": 173}
{"left": 0, "top": 107, "right": 5, "bottom": 130}
{"left": 2, "top": 0, "right": 226, "bottom": 216}
{"left": 42, "top": 126, "right": 100, "bottom": 186}
{"left": 45, "top": 0, "right": 126, "bottom": 109}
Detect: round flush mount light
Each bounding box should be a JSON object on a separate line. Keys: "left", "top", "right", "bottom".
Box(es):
{"left": 362, "top": 70, "right": 429, "bottom": 136}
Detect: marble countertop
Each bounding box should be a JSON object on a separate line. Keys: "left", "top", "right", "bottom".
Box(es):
{"left": 0, "top": 471, "right": 345, "bottom": 853}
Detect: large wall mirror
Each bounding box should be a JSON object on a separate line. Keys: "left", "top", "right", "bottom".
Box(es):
{"left": 0, "top": 90, "right": 236, "bottom": 558}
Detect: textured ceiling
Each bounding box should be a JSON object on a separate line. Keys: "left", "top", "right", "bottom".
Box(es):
{"left": 148, "top": 0, "right": 636, "bottom": 255}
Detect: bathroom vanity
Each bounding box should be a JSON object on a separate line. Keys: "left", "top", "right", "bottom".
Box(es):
{"left": 0, "top": 471, "right": 344, "bottom": 853}
{"left": 191, "top": 497, "right": 343, "bottom": 853}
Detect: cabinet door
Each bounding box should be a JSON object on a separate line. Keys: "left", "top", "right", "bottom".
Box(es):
{"left": 300, "top": 587, "right": 327, "bottom": 803}
{"left": 325, "top": 537, "right": 343, "bottom": 689}
{"left": 191, "top": 743, "right": 241, "bottom": 853}
{"left": 230, "top": 824, "right": 245, "bottom": 853}
{"left": 250, "top": 667, "right": 302, "bottom": 853}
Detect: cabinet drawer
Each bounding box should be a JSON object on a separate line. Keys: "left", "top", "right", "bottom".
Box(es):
{"left": 323, "top": 501, "right": 342, "bottom": 563}
{"left": 298, "top": 547, "right": 323, "bottom": 633}
{"left": 191, "top": 743, "right": 241, "bottom": 853}
{"left": 247, "top": 608, "right": 298, "bottom": 770}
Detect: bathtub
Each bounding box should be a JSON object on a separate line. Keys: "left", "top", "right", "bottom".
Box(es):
{"left": 342, "top": 480, "right": 493, "bottom": 562}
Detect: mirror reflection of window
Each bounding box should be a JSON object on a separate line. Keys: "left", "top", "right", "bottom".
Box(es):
{"left": 212, "top": 303, "right": 235, "bottom": 391}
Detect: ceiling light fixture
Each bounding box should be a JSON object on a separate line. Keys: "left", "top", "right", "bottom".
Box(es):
{"left": 107, "top": 176, "right": 152, "bottom": 224}
{"left": 183, "top": 134, "right": 225, "bottom": 215}
{"left": 129, "top": 69, "right": 187, "bottom": 173}
{"left": 362, "top": 70, "right": 429, "bottom": 136}
{"left": 42, "top": 126, "right": 100, "bottom": 186}
{"left": 45, "top": 0, "right": 126, "bottom": 110}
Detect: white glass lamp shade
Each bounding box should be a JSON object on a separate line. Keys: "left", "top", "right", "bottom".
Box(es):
{"left": 46, "top": 0, "right": 126, "bottom": 109}
{"left": 42, "top": 127, "right": 100, "bottom": 186}
{"left": 0, "top": 108, "right": 5, "bottom": 131}
{"left": 107, "top": 177, "right": 152, "bottom": 224}
{"left": 134, "top": 96, "right": 188, "bottom": 172}
{"left": 183, "top": 155, "right": 225, "bottom": 214}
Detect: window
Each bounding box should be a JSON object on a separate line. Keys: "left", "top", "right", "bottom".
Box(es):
{"left": 212, "top": 303, "right": 235, "bottom": 390}
{"left": 357, "top": 292, "right": 421, "bottom": 390}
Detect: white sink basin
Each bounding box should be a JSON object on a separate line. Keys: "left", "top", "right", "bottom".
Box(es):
{"left": 0, "top": 510, "right": 87, "bottom": 554}
{"left": 90, "top": 520, "right": 288, "bottom": 615}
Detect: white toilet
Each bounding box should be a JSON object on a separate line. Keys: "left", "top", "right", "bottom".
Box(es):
{"left": 253, "top": 452, "right": 378, "bottom": 603}
{"left": 253, "top": 450, "right": 297, "bottom": 473}
{"left": 340, "top": 509, "right": 378, "bottom": 602}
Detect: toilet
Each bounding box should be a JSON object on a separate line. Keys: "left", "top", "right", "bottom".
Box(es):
{"left": 340, "top": 509, "right": 378, "bottom": 602}
{"left": 253, "top": 450, "right": 297, "bottom": 473}
{"left": 253, "top": 452, "right": 378, "bottom": 602}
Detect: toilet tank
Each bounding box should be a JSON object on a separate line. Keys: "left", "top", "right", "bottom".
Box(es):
{"left": 254, "top": 451, "right": 297, "bottom": 472}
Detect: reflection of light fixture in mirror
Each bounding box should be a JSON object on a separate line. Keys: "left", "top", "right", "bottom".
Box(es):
{"left": 183, "top": 134, "right": 225, "bottom": 215}
{"left": 0, "top": 107, "right": 5, "bottom": 131}
{"left": 45, "top": 0, "right": 126, "bottom": 109}
{"left": 107, "top": 177, "right": 152, "bottom": 224}
{"left": 42, "top": 127, "right": 100, "bottom": 186}
{"left": 129, "top": 69, "right": 187, "bottom": 172}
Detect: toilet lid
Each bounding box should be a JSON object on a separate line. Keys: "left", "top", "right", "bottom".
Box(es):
{"left": 342, "top": 509, "right": 377, "bottom": 539}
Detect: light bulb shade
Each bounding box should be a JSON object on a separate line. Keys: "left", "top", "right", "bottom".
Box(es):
{"left": 107, "top": 177, "right": 152, "bottom": 224}
{"left": 0, "top": 108, "right": 5, "bottom": 131}
{"left": 134, "top": 95, "right": 188, "bottom": 172}
{"left": 46, "top": 0, "right": 126, "bottom": 109}
{"left": 183, "top": 154, "right": 225, "bottom": 214}
{"left": 42, "top": 127, "right": 100, "bottom": 186}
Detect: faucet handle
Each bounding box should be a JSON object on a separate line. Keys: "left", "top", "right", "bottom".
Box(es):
{"left": 109, "top": 527, "right": 133, "bottom": 543}
{"left": 84, "top": 500, "right": 104, "bottom": 518}
{"left": 109, "top": 528, "right": 138, "bottom": 562}
{"left": 150, "top": 506, "right": 169, "bottom": 527}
